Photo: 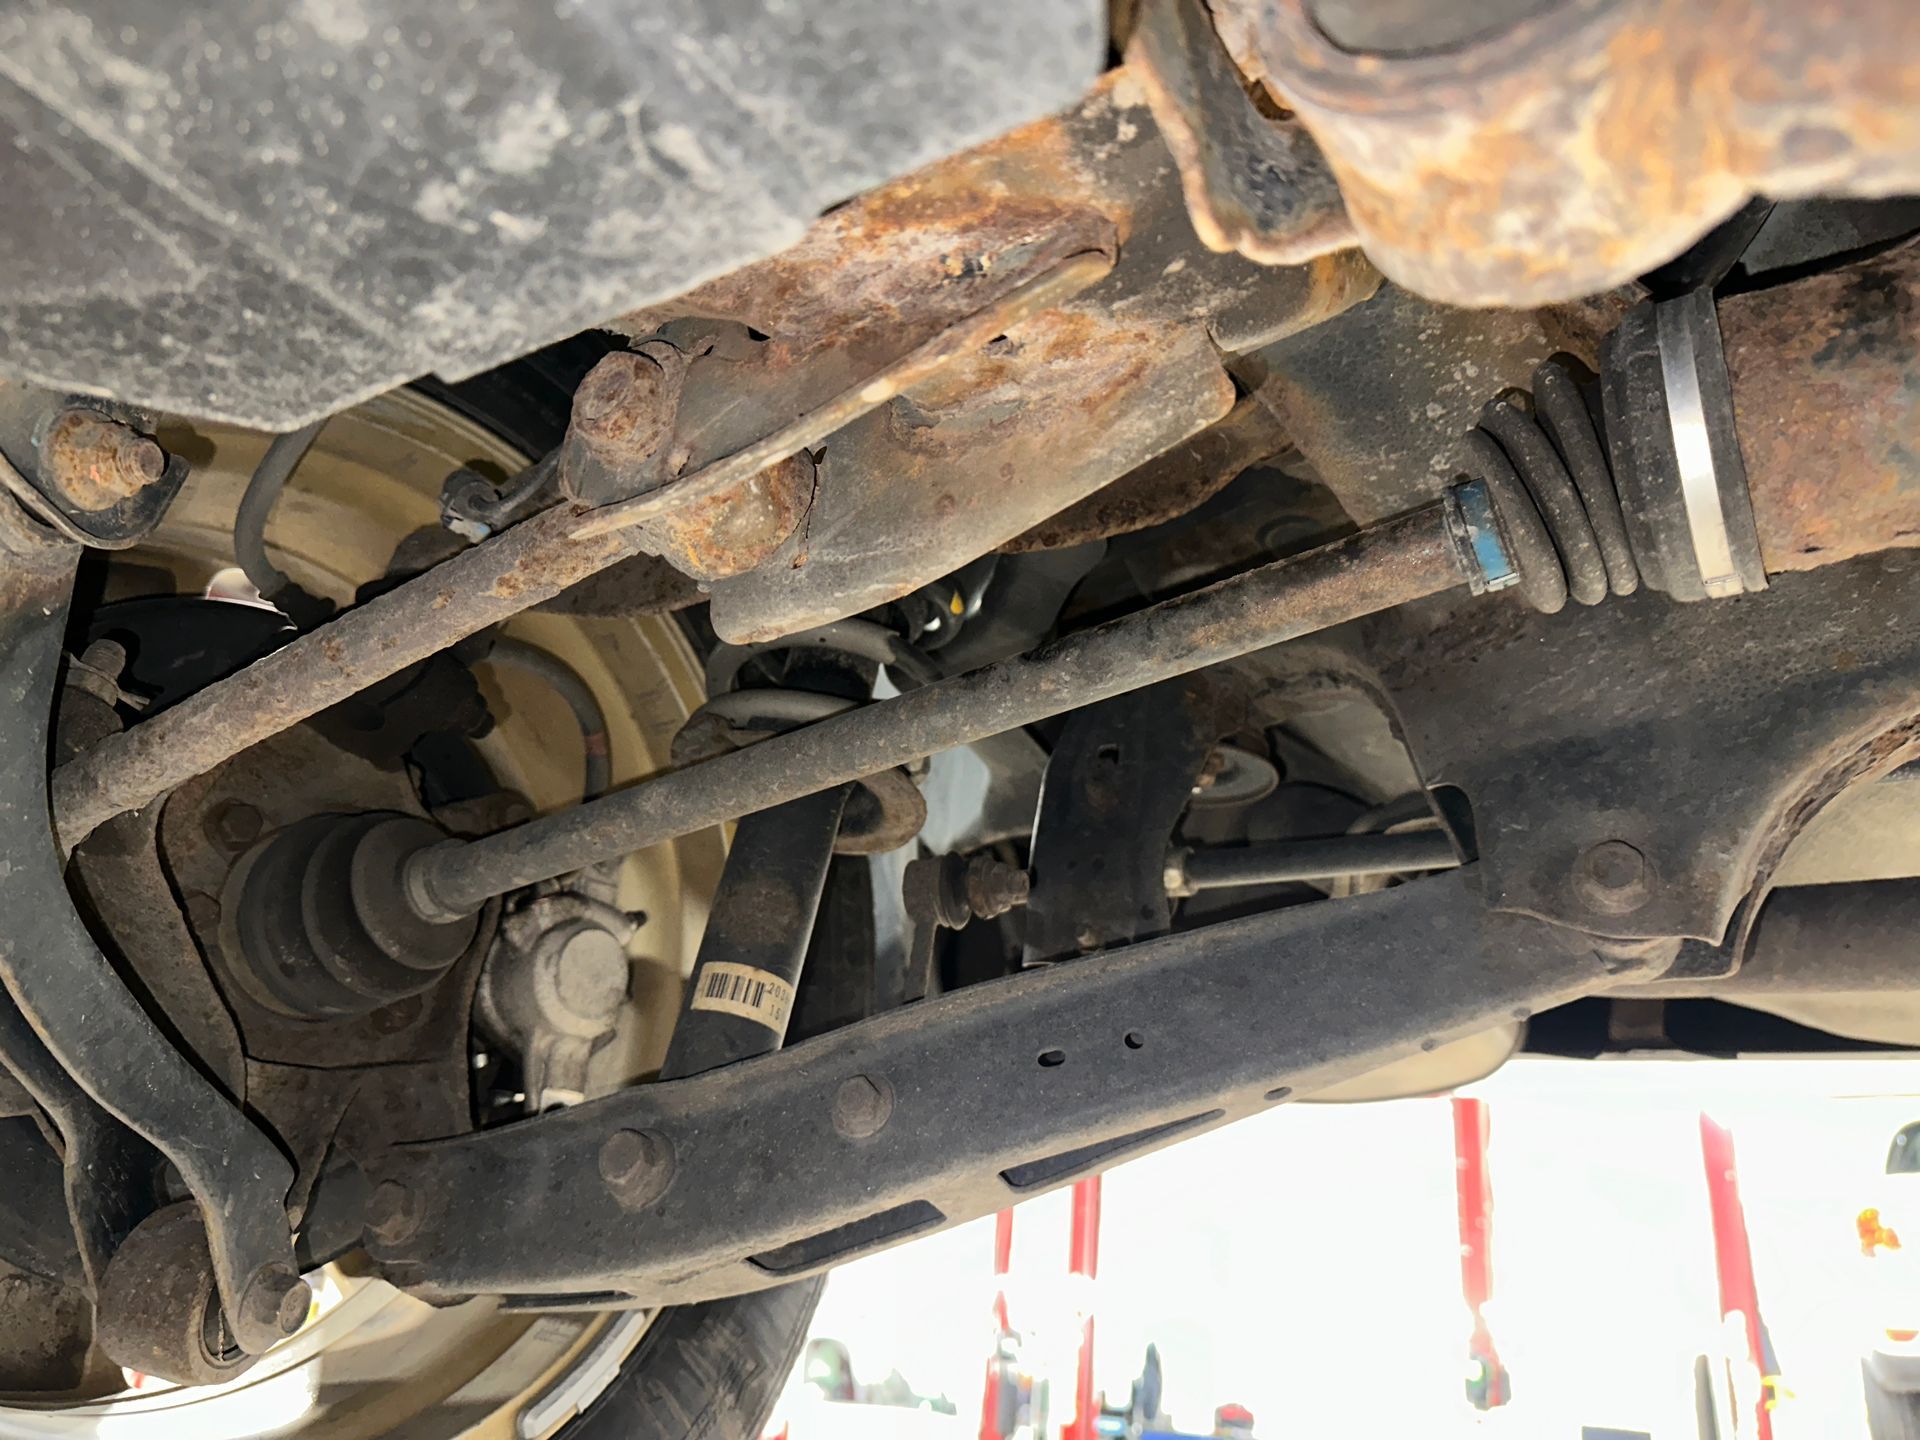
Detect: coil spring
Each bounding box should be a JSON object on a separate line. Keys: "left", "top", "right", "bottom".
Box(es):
{"left": 680, "top": 618, "right": 937, "bottom": 854}
{"left": 1464, "top": 356, "right": 1639, "bottom": 615}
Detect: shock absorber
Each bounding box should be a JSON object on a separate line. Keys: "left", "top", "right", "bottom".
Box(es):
{"left": 681, "top": 617, "right": 939, "bottom": 856}
{"left": 655, "top": 616, "right": 939, "bottom": 1077}
{"left": 1453, "top": 289, "right": 1770, "bottom": 614}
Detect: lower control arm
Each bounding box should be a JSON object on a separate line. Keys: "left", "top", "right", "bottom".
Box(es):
{"left": 364, "top": 868, "right": 1645, "bottom": 1305}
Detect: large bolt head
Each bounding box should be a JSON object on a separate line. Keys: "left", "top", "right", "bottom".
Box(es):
{"left": 571, "top": 352, "right": 669, "bottom": 455}
{"left": 40, "top": 408, "right": 168, "bottom": 511}
{"left": 365, "top": 1178, "right": 422, "bottom": 1245}
{"left": 831, "top": 1073, "right": 894, "bottom": 1140}
{"left": 203, "top": 799, "right": 264, "bottom": 852}
{"left": 599, "top": 1128, "right": 675, "bottom": 1209}
{"left": 241, "top": 1265, "right": 312, "bottom": 1339}
{"left": 1572, "top": 839, "right": 1651, "bottom": 915}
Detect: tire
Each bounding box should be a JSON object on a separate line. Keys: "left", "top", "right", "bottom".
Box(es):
{"left": 1866, "top": 1361, "right": 1920, "bottom": 1440}
{"left": 566, "top": 1279, "right": 826, "bottom": 1440}
{"left": 429, "top": 343, "right": 880, "bottom": 1440}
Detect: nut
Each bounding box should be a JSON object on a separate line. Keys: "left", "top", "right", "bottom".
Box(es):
{"left": 572, "top": 352, "right": 670, "bottom": 457}
{"left": 598, "top": 1128, "right": 675, "bottom": 1209}
{"left": 202, "top": 799, "right": 264, "bottom": 853}
{"left": 240, "top": 1265, "right": 311, "bottom": 1339}
{"left": 364, "top": 1179, "right": 422, "bottom": 1246}
{"left": 831, "top": 1073, "right": 894, "bottom": 1140}
{"left": 1572, "top": 840, "right": 1651, "bottom": 916}
{"left": 40, "top": 408, "right": 167, "bottom": 512}
{"left": 963, "top": 857, "right": 1031, "bottom": 920}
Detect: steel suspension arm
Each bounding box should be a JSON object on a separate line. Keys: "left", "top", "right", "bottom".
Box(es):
{"left": 0, "top": 504, "right": 302, "bottom": 1355}
{"left": 364, "top": 868, "right": 1644, "bottom": 1306}
{"left": 405, "top": 505, "right": 1474, "bottom": 918}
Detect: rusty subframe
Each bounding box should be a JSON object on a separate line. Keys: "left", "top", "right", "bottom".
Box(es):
{"left": 1720, "top": 243, "right": 1920, "bottom": 574}
{"left": 1155, "top": 0, "right": 1920, "bottom": 306}
{"left": 48, "top": 256, "right": 1113, "bottom": 852}
{"left": 611, "top": 67, "right": 1378, "bottom": 643}
{"left": 48, "top": 57, "right": 1385, "bottom": 846}
{"left": 406, "top": 507, "right": 1470, "bottom": 918}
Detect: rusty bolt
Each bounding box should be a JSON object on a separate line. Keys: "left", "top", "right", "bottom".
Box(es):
{"left": 962, "top": 857, "right": 1031, "bottom": 921}
{"left": 40, "top": 408, "right": 167, "bottom": 512}
{"left": 202, "top": 799, "right": 264, "bottom": 853}
{"left": 365, "top": 1179, "right": 424, "bottom": 1246}
{"left": 571, "top": 352, "right": 670, "bottom": 458}
{"left": 1572, "top": 840, "right": 1651, "bottom": 916}
{"left": 599, "top": 1128, "right": 675, "bottom": 1209}
{"left": 905, "top": 853, "right": 1030, "bottom": 932}
{"left": 241, "top": 1264, "right": 312, "bottom": 1338}
{"left": 831, "top": 1073, "right": 894, "bottom": 1140}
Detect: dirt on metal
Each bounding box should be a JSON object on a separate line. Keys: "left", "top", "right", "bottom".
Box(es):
{"left": 1203, "top": 0, "right": 1920, "bottom": 306}
{"left": 40, "top": 409, "right": 164, "bottom": 513}
{"left": 1004, "top": 392, "right": 1294, "bottom": 551}
{"left": 412, "top": 507, "right": 1469, "bottom": 914}
{"left": 1721, "top": 243, "right": 1920, "bottom": 573}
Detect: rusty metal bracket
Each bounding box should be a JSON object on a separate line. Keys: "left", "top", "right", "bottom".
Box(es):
{"left": 693, "top": 72, "right": 1380, "bottom": 643}
{"left": 1129, "top": 0, "right": 1355, "bottom": 266}
{"left": 568, "top": 253, "right": 1116, "bottom": 541}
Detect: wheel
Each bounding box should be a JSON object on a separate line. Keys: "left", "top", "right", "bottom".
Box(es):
{"left": 1867, "top": 1361, "right": 1920, "bottom": 1440}
{"left": 0, "top": 347, "right": 862, "bottom": 1437}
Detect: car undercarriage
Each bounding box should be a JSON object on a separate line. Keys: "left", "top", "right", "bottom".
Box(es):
{"left": 2, "top": 0, "right": 1920, "bottom": 1430}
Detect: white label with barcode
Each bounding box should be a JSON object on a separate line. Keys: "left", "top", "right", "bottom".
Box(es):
{"left": 689, "top": 962, "right": 794, "bottom": 1031}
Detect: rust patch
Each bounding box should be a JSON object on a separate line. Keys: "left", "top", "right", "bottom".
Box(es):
{"left": 639, "top": 454, "right": 814, "bottom": 582}
{"left": 39, "top": 408, "right": 164, "bottom": 512}
{"left": 1205, "top": 0, "right": 1920, "bottom": 305}
{"left": 698, "top": 70, "right": 1377, "bottom": 641}
{"left": 1722, "top": 243, "right": 1920, "bottom": 572}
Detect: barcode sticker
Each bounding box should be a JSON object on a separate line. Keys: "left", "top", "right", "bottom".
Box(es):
{"left": 689, "top": 962, "right": 794, "bottom": 1031}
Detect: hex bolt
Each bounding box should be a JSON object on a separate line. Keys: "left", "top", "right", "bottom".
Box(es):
{"left": 1573, "top": 839, "right": 1651, "bottom": 915}
{"left": 571, "top": 352, "right": 669, "bottom": 455}
{"left": 598, "top": 1128, "right": 675, "bottom": 1209}
{"left": 962, "top": 857, "right": 1031, "bottom": 921}
{"left": 904, "top": 853, "right": 1031, "bottom": 933}
{"left": 831, "top": 1073, "right": 894, "bottom": 1140}
{"left": 364, "top": 1178, "right": 423, "bottom": 1246}
{"left": 118, "top": 433, "right": 166, "bottom": 486}
{"left": 203, "top": 799, "right": 264, "bottom": 853}
{"left": 40, "top": 408, "right": 168, "bottom": 512}
{"left": 240, "top": 1264, "right": 312, "bottom": 1338}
